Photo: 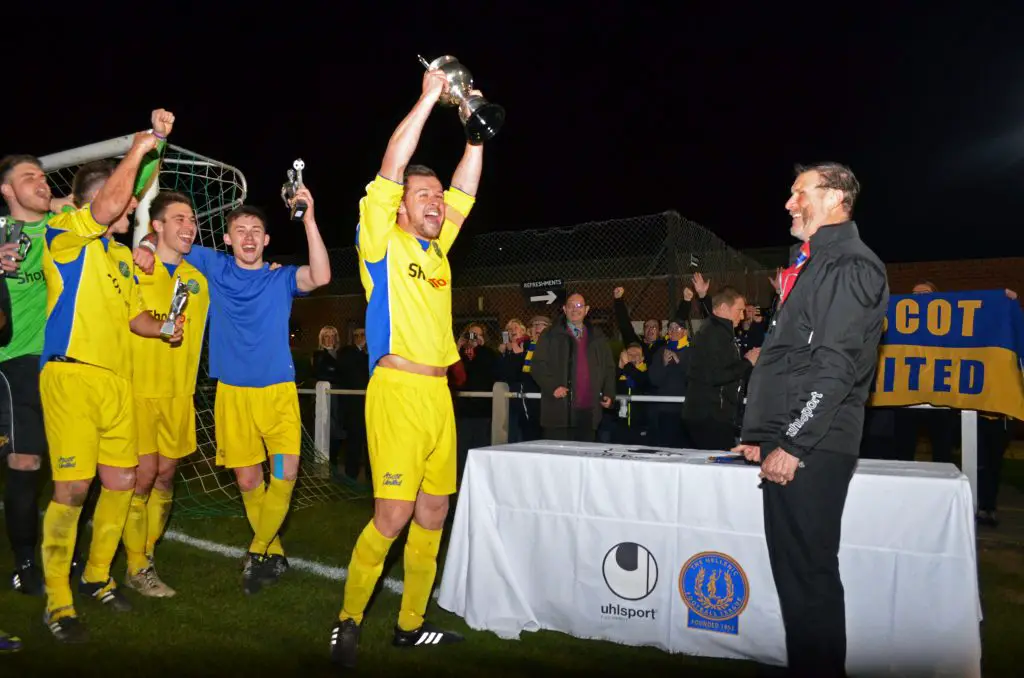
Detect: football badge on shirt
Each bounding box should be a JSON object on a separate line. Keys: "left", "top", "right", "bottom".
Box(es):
{"left": 187, "top": 279, "right": 201, "bottom": 294}
{"left": 119, "top": 261, "right": 131, "bottom": 278}
{"left": 432, "top": 241, "right": 442, "bottom": 258}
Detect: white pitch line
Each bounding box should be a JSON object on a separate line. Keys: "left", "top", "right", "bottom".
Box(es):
{"left": 162, "top": 528, "right": 439, "bottom": 598}
{"left": 0, "top": 502, "right": 437, "bottom": 600}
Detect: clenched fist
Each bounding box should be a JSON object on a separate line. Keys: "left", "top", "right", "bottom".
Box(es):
{"left": 151, "top": 109, "right": 175, "bottom": 137}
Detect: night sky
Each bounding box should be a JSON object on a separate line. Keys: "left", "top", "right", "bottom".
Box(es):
{"left": 7, "top": 4, "right": 1023, "bottom": 264}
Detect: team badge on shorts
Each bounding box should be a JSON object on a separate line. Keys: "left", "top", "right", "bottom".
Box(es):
{"left": 187, "top": 279, "right": 200, "bottom": 294}
{"left": 119, "top": 261, "right": 131, "bottom": 278}
{"left": 678, "top": 551, "right": 749, "bottom": 635}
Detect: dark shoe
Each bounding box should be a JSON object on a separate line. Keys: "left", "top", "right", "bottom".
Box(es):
{"left": 393, "top": 620, "right": 465, "bottom": 648}
{"left": 264, "top": 554, "right": 289, "bottom": 583}
{"left": 329, "top": 618, "right": 360, "bottom": 668}
{"left": 11, "top": 560, "right": 44, "bottom": 596}
{"left": 79, "top": 577, "right": 133, "bottom": 612}
{"left": 242, "top": 552, "right": 272, "bottom": 595}
{"left": 44, "top": 608, "right": 88, "bottom": 644}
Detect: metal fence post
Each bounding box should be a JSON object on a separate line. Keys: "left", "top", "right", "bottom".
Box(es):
{"left": 960, "top": 410, "right": 978, "bottom": 511}
{"left": 491, "top": 381, "right": 510, "bottom": 445}
{"left": 314, "top": 381, "right": 331, "bottom": 469}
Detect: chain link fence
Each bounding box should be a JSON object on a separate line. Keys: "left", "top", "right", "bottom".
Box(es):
{"left": 288, "top": 211, "right": 772, "bottom": 371}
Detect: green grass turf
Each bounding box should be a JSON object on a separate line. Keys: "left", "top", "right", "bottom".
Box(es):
{"left": 1, "top": 472, "right": 1022, "bottom": 677}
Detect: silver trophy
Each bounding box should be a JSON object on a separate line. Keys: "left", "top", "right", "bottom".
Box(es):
{"left": 160, "top": 276, "right": 189, "bottom": 340}
{"left": 0, "top": 217, "right": 31, "bottom": 277}
{"left": 281, "top": 159, "right": 308, "bottom": 222}
{"left": 417, "top": 55, "right": 505, "bottom": 144}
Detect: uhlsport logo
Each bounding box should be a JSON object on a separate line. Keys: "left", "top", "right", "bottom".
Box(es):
{"left": 187, "top": 279, "right": 200, "bottom": 294}
{"left": 600, "top": 542, "right": 658, "bottom": 621}
{"left": 679, "top": 551, "right": 749, "bottom": 635}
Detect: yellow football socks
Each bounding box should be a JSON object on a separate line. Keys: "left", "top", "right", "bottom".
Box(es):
{"left": 398, "top": 521, "right": 443, "bottom": 632}
{"left": 145, "top": 487, "right": 175, "bottom": 559}
{"left": 122, "top": 493, "right": 151, "bottom": 575}
{"left": 83, "top": 487, "right": 133, "bottom": 584}
{"left": 339, "top": 520, "right": 396, "bottom": 625}
{"left": 248, "top": 477, "right": 294, "bottom": 555}
{"left": 240, "top": 483, "right": 285, "bottom": 557}
{"left": 41, "top": 501, "right": 83, "bottom": 617}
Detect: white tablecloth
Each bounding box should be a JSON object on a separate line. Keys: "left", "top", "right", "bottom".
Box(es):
{"left": 437, "top": 441, "right": 982, "bottom": 677}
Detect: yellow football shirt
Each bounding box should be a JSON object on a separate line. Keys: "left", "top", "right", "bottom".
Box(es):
{"left": 356, "top": 174, "right": 474, "bottom": 374}
{"left": 41, "top": 205, "right": 146, "bottom": 380}
{"left": 131, "top": 256, "right": 210, "bottom": 398}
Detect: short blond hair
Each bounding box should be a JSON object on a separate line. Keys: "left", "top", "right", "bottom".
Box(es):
{"left": 318, "top": 325, "right": 340, "bottom": 349}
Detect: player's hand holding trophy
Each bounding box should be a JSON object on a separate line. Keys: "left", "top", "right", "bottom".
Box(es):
{"left": 281, "top": 159, "right": 308, "bottom": 221}
{"left": 417, "top": 55, "right": 505, "bottom": 144}
{"left": 161, "top": 276, "right": 189, "bottom": 341}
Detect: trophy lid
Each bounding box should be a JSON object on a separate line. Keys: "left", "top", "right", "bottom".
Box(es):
{"left": 420, "top": 55, "right": 459, "bottom": 71}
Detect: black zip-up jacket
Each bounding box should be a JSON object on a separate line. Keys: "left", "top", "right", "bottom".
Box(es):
{"left": 740, "top": 221, "right": 889, "bottom": 459}
{"left": 683, "top": 315, "right": 752, "bottom": 425}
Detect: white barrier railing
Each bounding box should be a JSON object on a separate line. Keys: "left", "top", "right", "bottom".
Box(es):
{"left": 299, "top": 382, "right": 979, "bottom": 510}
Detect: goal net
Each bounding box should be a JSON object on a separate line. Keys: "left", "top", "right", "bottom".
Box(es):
{"left": 39, "top": 136, "right": 362, "bottom": 517}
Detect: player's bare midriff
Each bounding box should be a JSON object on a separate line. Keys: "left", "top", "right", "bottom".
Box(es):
{"left": 377, "top": 354, "right": 446, "bottom": 378}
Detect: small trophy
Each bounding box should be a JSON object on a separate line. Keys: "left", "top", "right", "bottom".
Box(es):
{"left": 160, "top": 276, "right": 189, "bottom": 340}
{"left": 0, "top": 217, "right": 31, "bottom": 277}
{"left": 280, "top": 159, "right": 308, "bottom": 221}
{"left": 417, "top": 55, "right": 505, "bottom": 144}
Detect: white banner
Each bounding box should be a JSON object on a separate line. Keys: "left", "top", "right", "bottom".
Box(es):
{"left": 438, "top": 442, "right": 981, "bottom": 677}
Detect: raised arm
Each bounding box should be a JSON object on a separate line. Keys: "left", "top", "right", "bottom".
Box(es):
{"left": 379, "top": 70, "right": 448, "bottom": 183}
{"left": 91, "top": 110, "right": 173, "bottom": 225}
{"left": 445, "top": 142, "right": 483, "bottom": 228}
{"left": 291, "top": 187, "right": 331, "bottom": 293}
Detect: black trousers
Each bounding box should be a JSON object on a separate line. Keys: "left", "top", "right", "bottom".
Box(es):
{"left": 686, "top": 419, "right": 735, "bottom": 451}
{"left": 762, "top": 451, "right": 857, "bottom": 678}
{"left": 543, "top": 408, "right": 596, "bottom": 442}
{"left": 977, "top": 417, "right": 1010, "bottom": 512}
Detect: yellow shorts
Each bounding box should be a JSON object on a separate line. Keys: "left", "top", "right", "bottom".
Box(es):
{"left": 40, "top": 361, "right": 136, "bottom": 482}
{"left": 366, "top": 366, "right": 456, "bottom": 502}
{"left": 214, "top": 381, "right": 300, "bottom": 469}
{"left": 135, "top": 395, "right": 197, "bottom": 460}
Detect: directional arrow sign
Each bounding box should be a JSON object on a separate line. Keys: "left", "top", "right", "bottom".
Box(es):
{"left": 521, "top": 278, "right": 566, "bottom": 307}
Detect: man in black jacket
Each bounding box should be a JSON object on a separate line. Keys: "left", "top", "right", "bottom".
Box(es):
{"left": 683, "top": 286, "right": 759, "bottom": 450}
{"left": 734, "top": 162, "right": 888, "bottom": 678}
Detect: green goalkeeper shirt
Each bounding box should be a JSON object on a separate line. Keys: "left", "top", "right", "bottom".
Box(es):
{"left": 0, "top": 141, "right": 165, "bottom": 363}
{"left": 0, "top": 210, "right": 58, "bottom": 361}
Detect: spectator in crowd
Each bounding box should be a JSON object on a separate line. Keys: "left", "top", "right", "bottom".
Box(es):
{"left": 337, "top": 327, "right": 370, "bottom": 483}
{"left": 683, "top": 286, "right": 759, "bottom": 450}
{"left": 977, "top": 413, "right": 1012, "bottom": 527}
{"left": 609, "top": 342, "right": 651, "bottom": 444}
{"left": 977, "top": 287, "right": 1018, "bottom": 527}
{"left": 497, "top": 318, "right": 544, "bottom": 442}
{"left": 312, "top": 326, "right": 345, "bottom": 479}
{"left": 648, "top": 316, "right": 691, "bottom": 447}
{"left": 613, "top": 276, "right": 709, "bottom": 445}
{"left": 454, "top": 323, "right": 498, "bottom": 477}
{"left": 611, "top": 287, "right": 664, "bottom": 363}
{"left": 531, "top": 293, "right": 616, "bottom": 441}
{"left": 735, "top": 303, "right": 767, "bottom": 355}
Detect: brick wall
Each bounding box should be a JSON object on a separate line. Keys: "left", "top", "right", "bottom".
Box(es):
{"left": 885, "top": 257, "right": 1024, "bottom": 296}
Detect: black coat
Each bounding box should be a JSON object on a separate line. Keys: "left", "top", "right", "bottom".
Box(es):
{"left": 530, "top": 317, "right": 617, "bottom": 431}
{"left": 740, "top": 221, "right": 889, "bottom": 459}
{"left": 683, "top": 315, "right": 752, "bottom": 425}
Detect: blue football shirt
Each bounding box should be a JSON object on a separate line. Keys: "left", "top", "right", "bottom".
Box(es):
{"left": 184, "top": 246, "right": 306, "bottom": 387}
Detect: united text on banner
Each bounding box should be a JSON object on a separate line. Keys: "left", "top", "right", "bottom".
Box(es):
{"left": 868, "top": 290, "right": 1024, "bottom": 419}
